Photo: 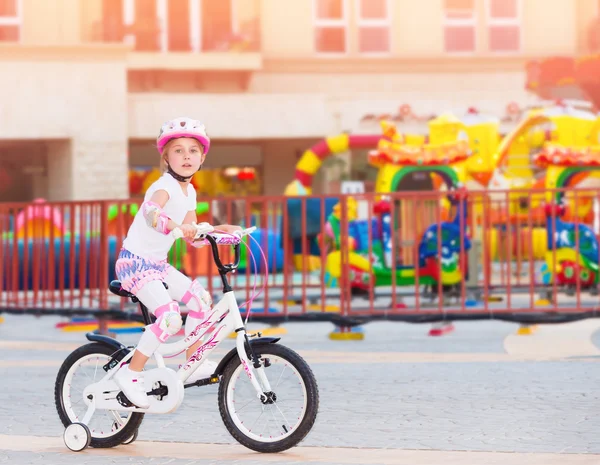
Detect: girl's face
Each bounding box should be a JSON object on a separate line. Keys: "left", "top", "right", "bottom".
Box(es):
{"left": 164, "top": 137, "right": 205, "bottom": 179}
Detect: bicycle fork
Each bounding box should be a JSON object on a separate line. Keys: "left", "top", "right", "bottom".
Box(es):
{"left": 214, "top": 292, "right": 273, "bottom": 399}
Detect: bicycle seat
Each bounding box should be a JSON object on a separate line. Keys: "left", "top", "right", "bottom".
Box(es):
{"left": 109, "top": 280, "right": 135, "bottom": 298}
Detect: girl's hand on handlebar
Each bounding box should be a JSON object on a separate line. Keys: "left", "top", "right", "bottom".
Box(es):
{"left": 178, "top": 224, "right": 197, "bottom": 240}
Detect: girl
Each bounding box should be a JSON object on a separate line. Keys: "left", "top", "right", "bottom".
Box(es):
{"left": 114, "top": 117, "right": 240, "bottom": 408}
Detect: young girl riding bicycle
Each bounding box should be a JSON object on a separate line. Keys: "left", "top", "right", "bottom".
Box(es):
{"left": 114, "top": 117, "right": 240, "bottom": 408}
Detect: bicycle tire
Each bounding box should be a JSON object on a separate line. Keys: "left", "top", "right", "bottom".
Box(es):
{"left": 218, "top": 343, "right": 319, "bottom": 453}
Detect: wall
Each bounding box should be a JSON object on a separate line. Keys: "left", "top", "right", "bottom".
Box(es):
{"left": 523, "top": 0, "right": 577, "bottom": 55}
{"left": 47, "top": 140, "right": 73, "bottom": 201}
{"left": 129, "top": 70, "right": 534, "bottom": 140}
{"left": 395, "top": 0, "right": 444, "bottom": 55}
{"left": 260, "top": 0, "right": 314, "bottom": 57}
{"left": 0, "top": 44, "right": 129, "bottom": 200}
{"left": 128, "top": 93, "right": 337, "bottom": 138}
{"left": 22, "top": 0, "right": 82, "bottom": 44}
{"left": 575, "top": 0, "right": 599, "bottom": 53}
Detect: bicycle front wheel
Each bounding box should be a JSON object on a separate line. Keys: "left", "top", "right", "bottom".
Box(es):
{"left": 218, "top": 343, "right": 319, "bottom": 453}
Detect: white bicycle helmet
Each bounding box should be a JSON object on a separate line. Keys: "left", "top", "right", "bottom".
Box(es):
{"left": 157, "top": 117, "right": 211, "bottom": 155}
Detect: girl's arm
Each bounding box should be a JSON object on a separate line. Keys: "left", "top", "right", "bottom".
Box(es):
{"left": 182, "top": 209, "right": 197, "bottom": 225}
{"left": 142, "top": 190, "right": 180, "bottom": 233}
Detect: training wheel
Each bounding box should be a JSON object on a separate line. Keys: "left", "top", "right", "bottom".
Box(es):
{"left": 122, "top": 429, "right": 139, "bottom": 445}
{"left": 64, "top": 422, "right": 91, "bottom": 452}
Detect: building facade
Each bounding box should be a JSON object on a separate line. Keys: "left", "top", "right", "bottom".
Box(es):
{"left": 0, "top": 0, "right": 597, "bottom": 201}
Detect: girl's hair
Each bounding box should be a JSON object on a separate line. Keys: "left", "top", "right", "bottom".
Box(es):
{"left": 160, "top": 138, "right": 205, "bottom": 172}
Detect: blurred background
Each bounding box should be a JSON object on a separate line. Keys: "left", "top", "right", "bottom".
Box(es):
{"left": 1, "top": 0, "right": 596, "bottom": 203}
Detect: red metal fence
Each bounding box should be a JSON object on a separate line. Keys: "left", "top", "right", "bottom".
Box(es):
{"left": 1, "top": 189, "right": 600, "bottom": 325}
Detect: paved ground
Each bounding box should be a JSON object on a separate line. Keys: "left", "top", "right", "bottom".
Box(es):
{"left": 1, "top": 314, "right": 600, "bottom": 464}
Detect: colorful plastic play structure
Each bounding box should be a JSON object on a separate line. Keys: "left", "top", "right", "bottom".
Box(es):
{"left": 283, "top": 111, "right": 501, "bottom": 294}
{"left": 283, "top": 100, "right": 600, "bottom": 303}
{"left": 534, "top": 124, "right": 600, "bottom": 289}
{"left": 318, "top": 122, "right": 472, "bottom": 295}
{"left": 320, "top": 196, "right": 470, "bottom": 295}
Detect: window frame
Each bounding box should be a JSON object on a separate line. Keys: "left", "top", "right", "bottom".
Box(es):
{"left": 485, "top": 0, "right": 522, "bottom": 54}
{"left": 443, "top": 0, "right": 477, "bottom": 54}
{"left": 313, "top": 0, "right": 350, "bottom": 56}
{"left": 355, "top": 0, "right": 392, "bottom": 56}
{"left": 0, "top": 0, "right": 22, "bottom": 42}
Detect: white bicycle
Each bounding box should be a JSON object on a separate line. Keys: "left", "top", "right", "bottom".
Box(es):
{"left": 54, "top": 224, "right": 319, "bottom": 453}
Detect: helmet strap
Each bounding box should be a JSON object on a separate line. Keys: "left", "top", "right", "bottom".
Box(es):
{"left": 167, "top": 164, "right": 193, "bottom": 183}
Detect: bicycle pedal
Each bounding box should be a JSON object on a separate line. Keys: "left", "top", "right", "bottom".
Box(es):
{"left": 116, "top": 392, "right": 134, "bottom": 408}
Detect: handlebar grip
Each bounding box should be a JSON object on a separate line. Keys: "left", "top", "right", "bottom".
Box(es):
{"left": 233, "top": 226, "right": 257, "bottom": 238}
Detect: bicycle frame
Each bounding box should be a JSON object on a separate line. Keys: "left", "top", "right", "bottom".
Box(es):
{"left": 170, "top": 289, "right": 273, "bottom": 397}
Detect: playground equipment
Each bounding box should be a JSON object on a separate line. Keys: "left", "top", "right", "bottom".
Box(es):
{"left": 489, "top": 102, "right": 600, "bottom": 220}
{"left": 283, "top": 114, "right": 483, "bottom": 274}
{"left": 321, "top": 195, "right": 471, "bottom": 295}
{"left": 56, "top": 318, "right": 144, "bottom": 334}
{"left": 284, "top": 111, "right": 501, "bottom": 195}
{"left": 534, "top": 133, "right": 600, "bottom": 290}
{"left": 283, "top": 103, "right": 600, "bottom": 279}
{"left": 15, "top": 198, "right": 64, "bottom": 238}
{"left": 320, "top": 122, "right": 472, "bottom": 296}
{"left": 483, "top": 102, "right": 600, "bottom": 263}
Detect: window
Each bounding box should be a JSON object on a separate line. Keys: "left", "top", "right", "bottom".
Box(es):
{"left": 314, "top": 0, "right": 348, "bottom": 53}
{"left": 122, "top": 0, "right": 161, "bottom": 51}
{"left": 167, "top": 0, "right": 191, "bottom": 51}
{"left": 0, "top": 0, "right": 21, "bottom": 42}
{"left": 101, "top": 0, "right": 124, "bottom": 42}
{"left": 443, "top": 0, "right": 476, "bottom": 53}
{"left": 200, "top": 0, "right": 234, "bottom": 51}
{"left": 487, "top": 0, "right": 521, "bottom": 52}
{"left": 356, "top": 0, "right": 390, "bottom": 54}
{"left": 121, "top": 0, "right": 253, "bottom": 52}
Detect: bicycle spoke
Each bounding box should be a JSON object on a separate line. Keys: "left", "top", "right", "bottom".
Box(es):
{"left": 273, "top": 402, "right": 293, "bottom": 430}
{"left": 93, "top": 359, "right": 100, "bottom": 381}
{"left": 274, "top": 364, "right": 287, "bottom": 389}
{"left": 234, "top": 397, "right": 257, "bottom": 413}
{"left": 267, "top": 404, "right": 286, "bottom": 435}
{"left": 248, "top": 409, "right": 265, "bottom": 433}
{"left": 110, "top": 410, "right": 125, "bottom": 427}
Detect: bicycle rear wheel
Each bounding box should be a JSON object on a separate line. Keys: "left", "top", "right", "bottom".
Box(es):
{"left": 218, "top": 343, "right": 319, "bottom": 453}
{"left": 54, "top": 343, "right": 144, "bottom": 448}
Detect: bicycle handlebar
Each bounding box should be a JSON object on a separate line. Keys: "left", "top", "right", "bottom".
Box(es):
{"left": 172, "top": 224, "right": 256, "bottom": 274}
